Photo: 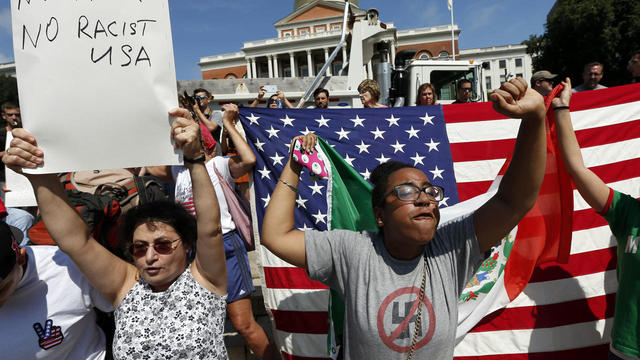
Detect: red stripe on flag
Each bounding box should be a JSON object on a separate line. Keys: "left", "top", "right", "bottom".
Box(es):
{"left": 470, "top": 293, "right": 615, "bottom": 332}
{"left": 272, "top": 309, "right": 329, "bottom": 334}
{"left": 576, "top": 119, "right": 640, "bottom": 148}
{"left": 568, "top": 83, "right": 640, "bottom": 111}
{"left": 529, "top": 247, "right": 617, "bottom": 283}
{"left": 456, "top": 181, "right": 493, "bottom": 202}
{"left": 264, "top": 267, "right": 328, "bottom": 290}
{"left": 454, "top": 344, "right": 609, "bottom": 360}
{"left": 443, "top": 102, "right": 508, "bottom": 123}
{"left": 450, "top": 139, "right": 516, "bottom": 162}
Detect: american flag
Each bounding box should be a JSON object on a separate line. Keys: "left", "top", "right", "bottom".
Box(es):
{"left": 239, "top": 83, "right": 640, "bottom": 359}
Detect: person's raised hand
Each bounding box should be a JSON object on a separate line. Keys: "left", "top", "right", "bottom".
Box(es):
{"left": 490, "top": 77, "right": 545, "bottom": 121}
{"left": 277, "top": 90, "right": 286, "bottom": 100}
{"left": 257, "top": 86, "right": 266, "bottom": 99}
{"left": 552, "top": 77, "right": 572, "bottom": 108}
{"left": 289, "top": 133, "right": 317, "bottom": 155}
{"left": 221, "top": 103, "right": 239, "bottom": 125}
{"left": 169, "top": 108, "right": 202, "bottom": 160}
{"left": 2, "top": 128, "right": 43, "bottom": 172}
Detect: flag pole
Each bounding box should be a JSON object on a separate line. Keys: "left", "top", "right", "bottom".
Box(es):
{"left": 449, "top": 0, "right": 455, "bottom": 60}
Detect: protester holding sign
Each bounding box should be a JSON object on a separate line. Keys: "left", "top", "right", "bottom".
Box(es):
{"left": 3, "top": 109, "right": 228, "bottom": 359}
{"left": 260, "top": 78, "right": 547, "bottom": 359}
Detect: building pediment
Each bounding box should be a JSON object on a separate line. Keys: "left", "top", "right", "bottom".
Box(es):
{"left": 274, "top": 1, "right": 363, "bottom": 26}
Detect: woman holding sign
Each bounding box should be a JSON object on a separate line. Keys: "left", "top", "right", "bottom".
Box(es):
{"left": 3, "top": 109, "right": 228, "bottom": 359}
{"left": 261, "top": 78, "right": 548, "bottom": 359}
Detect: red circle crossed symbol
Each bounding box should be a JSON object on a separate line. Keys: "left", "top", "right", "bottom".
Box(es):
{"left": 377, "top": 286, "right": 436, "bottom": 353}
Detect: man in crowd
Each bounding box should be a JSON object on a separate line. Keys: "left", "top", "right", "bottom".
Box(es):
{"left": 629, "top": 50, "right": 640, "bottom": 84}
{"left": 192, "top": 88, "right": 219, "bottom": 133}
{"left": 572, "top": 62, "right": 607, "bottom": 92}
{"left": 0, "top": 221, "right": 113, "bottom": 359}
{"left": 531, "top": 70, "right": 558, "bottom": 96}
{"left": 313, "top": 88, "right": 330, "bottom": 109}
{"left": 452, "top": 79, "right": 474, "bottom": 104}
{"left": 250, "top": 86, "right": 294, "bottom": 108}
{"left": 1, "top": 102, "right": 35, "bottom": 244}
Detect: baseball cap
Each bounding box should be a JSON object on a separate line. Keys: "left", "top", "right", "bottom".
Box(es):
{"left": 531, "top": 70, "right": 558, "bottom": 82}
{"left": 0, "top": 222, "right": 21, "bottom": 283}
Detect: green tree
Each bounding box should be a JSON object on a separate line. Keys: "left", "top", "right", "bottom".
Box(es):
{"left": 529, "top": 0, "right": 640, "bottom": 87}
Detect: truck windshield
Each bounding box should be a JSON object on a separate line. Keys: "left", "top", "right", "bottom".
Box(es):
{"left": 430, "top": 70, "right": 475, "bottom": 101}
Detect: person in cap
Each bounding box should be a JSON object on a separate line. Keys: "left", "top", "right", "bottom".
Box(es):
{"left": 530, "top": 70, "right": 558, "bottom": 96}
{"left": 0, "top": 220, "right": 113, "bottom": 359}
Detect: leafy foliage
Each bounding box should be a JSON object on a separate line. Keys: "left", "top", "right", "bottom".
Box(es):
{"left": 528, "top": 0, "right": 640, "bottom": 86}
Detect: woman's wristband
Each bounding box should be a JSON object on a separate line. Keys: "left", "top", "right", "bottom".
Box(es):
{"left": 279, "top": 179, "right": 298, "bottom": 193}
{"left": 184, "top": 153, "right": 206, "bottom": 163}
{"left": 553, "top": 105, "right": 570, "bottom": 111}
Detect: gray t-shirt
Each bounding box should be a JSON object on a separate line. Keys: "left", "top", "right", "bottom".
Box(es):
{"left": 306, "top": 214, "right": 482, "bottom": 359}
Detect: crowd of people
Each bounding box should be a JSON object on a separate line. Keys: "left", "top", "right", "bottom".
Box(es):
{"left": 1, "top": 50, "right": 640, "bottom": 360}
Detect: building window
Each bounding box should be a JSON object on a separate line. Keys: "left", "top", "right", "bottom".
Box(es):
{"left": 499, "top": 60, "right": 506, "bottom": 69}
{"left": 438, "top": 51, "right": 449, "bottom": 59}
{"left": 515, "top": 58, "right": 523, "bottom": 67}
{"left": 282, "top": 30, "right": 292, "bottom": 37}
{"left": 500, "top": 74, "right": 506, "bottom": 84}
{"left": 315, "top": 25, "right": 326, "bottom": 33}
{"left": 485, "top": 76, "right": 492, "bottom": 90}
{"left": 331, "top": 24, "right": 341, "bottom": 31}
{"left": 516, "top": 73, "right": 523, "bottom": 79}
{"left": 333, "top": 62, "right": 343, "bottom": 75}
{"left": 300, "top": 65, "right": 309, "bottom": 77}
{"left": 299, "top": 29, "right": 308, "bottom": 36}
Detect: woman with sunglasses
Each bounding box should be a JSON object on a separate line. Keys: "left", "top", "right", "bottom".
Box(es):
{"left": 3, "top": 108, "right": 228, "bottom": 359}
{"left": 261, "top": 78, "right": 547, "bottom": 359}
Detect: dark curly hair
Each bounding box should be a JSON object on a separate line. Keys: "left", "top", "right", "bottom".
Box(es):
{"left": 370, "top": 161, "right": 417, "bottom": 208}
{"left": 119, "top": 201, "right": 197, "bottom": 261}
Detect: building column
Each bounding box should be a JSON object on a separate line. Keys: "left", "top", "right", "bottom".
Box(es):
{"left": 306, "top": 50, "right": 314, "bottom": 77}
{"left": 246, "top": 59, "right": 252, "bottom": 79}
{"left": 390, "top": 45, "right": 396, "bottom": 67}
{"left": 273, "top": 56, "right": 279, "bottom": 78}
{"left": 250, "top": 58, "right": 257, "bottom": 79}
{"left": 341, "top": 45, "right": 348, "bottom": 75}
{"left": 324, "top": 48, "right": 332, "bottom": 76}
{"left": 289, "top": 52, "right": 296, "bottom": 78}
{"left": 367, "top": 60, "right": 373, "bottom": 79}
{"left": 267, "top": 55, "right": 274, "bottom": 78}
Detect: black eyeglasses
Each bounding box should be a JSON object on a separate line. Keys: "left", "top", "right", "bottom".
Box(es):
{"left": 129, "top": 238, "right": 182, "bottom": 258}
{"left": 383, "top": 183, "right": 445, "bottom": 204}
{"left": 461, "top": 87, "right": 472, "bottom": 92}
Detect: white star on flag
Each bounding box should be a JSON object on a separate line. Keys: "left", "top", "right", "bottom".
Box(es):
{"left": 335, "top": 127, "right": 351, "bottom": 140}
{"left": 254, "top": 139, "right": 265, "bottom": 151}
{"left": 311, "top": 210, "right": 327, "bottom": 224}
{"left": 344, "top": 154, "right": 356, "bottom": 167}
{"left": 296, "top": 195, "right": 308, "bottom": 209}
{"left": 385, "top": 114, "right": 400, "bottom": 127}
{"left": 266, "top": 126, "right": 280, "bottom": 139}
{"left": 309, "top": 182, "right": 324, "bottom": 195}
{"left": 350, "top": 115, "right": 366, "bottom": 127}
{"left": 430, "top": 165, "right": 444, "bottom": 179}
{"left": 420, "top": 112, "right": 435, "bottom": 125}
{"left": 355, "top": 140, "right": 371, "bottom": 154}
{"left": 359, "top": 168, "right": 371, "bottom": 180}
{"left": 376, "top": 154, "right": 390, "bottom": 164}
{"left": 280, "top": 115, "right": 295, "bottom": 127}
{"left": 300, "top": 127, "right": 314, "bottom": 136}
{"left": 247, "top": 113, "right": 260, "bottom": 125}
{"left": 297, "top": 223, "right": 313, "bottom": 231}
{"left": 390, "top": 140, "right": 406, "bottom": 154}
{"left": 425, "top": 138, "right": 440, "bottom": 152}
{"left": 370, "top": 127, "right": 385, "bottom": 140}
{"left": 270, "top": 153, "right": 285, "bottom": 166}
{"left": 258, "top": 166, "right": 272, "bottom": 179}
{"left": 411, "top": 153, "right": 425, "bottom": 166}
{"left": 315, "top": 115, "right": 331, "bottom": 127}
{"left": 261, "top": 193, "right": 271, "bottom": 208}
{"left": 439, "top": 197, "right": 450, "bottom": 207}
{"left": 405, "top": 126, "right": 420, "bottom": 139}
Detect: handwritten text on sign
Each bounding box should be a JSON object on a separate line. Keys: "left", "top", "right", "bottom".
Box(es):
{"left": 11, "top": 0, "right": 180, "bottom": 174}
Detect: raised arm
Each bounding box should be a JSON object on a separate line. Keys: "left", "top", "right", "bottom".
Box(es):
{"left": 249, "top": 86, "right": 266, "bottom": 108}
{"left": 277, "top": 90, "right": 294, "bottom": 109}
{"left": 221, "top": 104, "right": 256, "bottom": 178}
{"left": 473, "top": 78, "right": 547, "bottom": 253}
{"left": 2, "top": 129, "right": 137, "bottom": 305}
{"left": 261, "top": 134, "right": 317, "bottom": 268}
{"left": 553, "top": 78, "right": 609, "bottom": 213}
{"left": 170, "top": 108, "right": 227, "bottom": 294}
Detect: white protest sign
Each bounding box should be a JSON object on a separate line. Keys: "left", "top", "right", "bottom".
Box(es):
{"left": 4, "top": 133, "right": 37, "bottom": 207}
{"left": 10, "top": 0, "right": 180, "bottom": 174}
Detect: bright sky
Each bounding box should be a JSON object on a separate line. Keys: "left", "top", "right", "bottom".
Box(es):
{"left": 0, "top": 0, "right": 556, "bottom": 80}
